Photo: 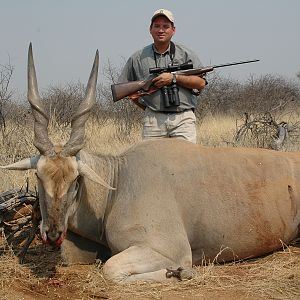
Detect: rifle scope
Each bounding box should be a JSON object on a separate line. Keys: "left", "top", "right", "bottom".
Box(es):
{"left": 149, "top": 61, "right": 193, "bottom": 74}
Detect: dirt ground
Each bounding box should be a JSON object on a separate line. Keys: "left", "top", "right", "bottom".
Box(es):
{"left": 1, "top": 237, "right": 300, "bottom": 300}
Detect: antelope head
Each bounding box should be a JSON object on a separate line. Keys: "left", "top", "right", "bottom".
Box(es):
{"left": 1, "top": 44, "right": 113, "bottom": 246}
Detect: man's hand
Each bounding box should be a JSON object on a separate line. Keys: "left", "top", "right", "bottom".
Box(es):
{"left": 128, "top": 94, "right": 141, "bottom": 101}
{"left": 128, "top": 86, "right": 159, "bottom": 100}
{"left": 151, "top": 72, "right": 205, "bottom": 91}
{"left": 151, "top": 72, "right": 173, "bottom": 88}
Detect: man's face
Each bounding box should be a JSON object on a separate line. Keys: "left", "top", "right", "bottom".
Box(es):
{"left": 150, "top": 16, "right": 175, "bottom": 45}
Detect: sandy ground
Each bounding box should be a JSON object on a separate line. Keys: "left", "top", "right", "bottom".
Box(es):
{"left": 1, "top": 238, "right": 300, "bottom": 300}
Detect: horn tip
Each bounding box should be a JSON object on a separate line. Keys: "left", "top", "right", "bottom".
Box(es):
{"left": 28, "top": 43, "right": 33, "bottom": 61}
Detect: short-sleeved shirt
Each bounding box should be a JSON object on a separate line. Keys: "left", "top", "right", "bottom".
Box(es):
{"left": 118, "top": 42, "right": 203, "bottom": 112}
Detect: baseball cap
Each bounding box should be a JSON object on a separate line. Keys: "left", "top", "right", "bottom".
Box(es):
{"left": 151, "top": 9, "right": 174, "bottom": 23}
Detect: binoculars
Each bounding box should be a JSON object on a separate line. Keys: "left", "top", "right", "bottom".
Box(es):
{"left": 149, "top": 61, "right": 194, "bottom": 108}
{"left": 161, "top": 84, "right": 180, "bottom": 107}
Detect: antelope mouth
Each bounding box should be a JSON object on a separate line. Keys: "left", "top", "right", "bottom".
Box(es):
{"left": 41, "top": 230, "right": 67, "bottom": 247}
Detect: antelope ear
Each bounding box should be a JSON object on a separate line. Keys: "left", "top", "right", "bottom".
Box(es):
{"left": 77, "top": 161, "right": 115, "bottom": 190}
{"left": 0, "top": 155, "right": 40, "bottom": 170}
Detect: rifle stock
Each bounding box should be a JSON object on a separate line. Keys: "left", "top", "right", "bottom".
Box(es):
{"left": 112, "top": 79, "right": 154, "bottom": 102}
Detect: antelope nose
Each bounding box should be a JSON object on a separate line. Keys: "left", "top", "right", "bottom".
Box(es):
{"left": 46, "top": 229, "right": 63, "bottom": 243}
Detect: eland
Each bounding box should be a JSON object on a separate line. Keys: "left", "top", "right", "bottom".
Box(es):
{"left": 1, "top": 44, "right": 300, "bottom": 282}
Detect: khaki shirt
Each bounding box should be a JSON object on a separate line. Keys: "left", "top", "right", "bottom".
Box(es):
{"left": 118, "top": 42, "right": 203, "bottom": 112}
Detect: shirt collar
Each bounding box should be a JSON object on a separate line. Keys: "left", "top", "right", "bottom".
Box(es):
{"left": 152, "top": 43, "right": 171, "bottom": 56}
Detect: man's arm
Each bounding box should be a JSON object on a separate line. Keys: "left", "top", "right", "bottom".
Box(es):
{"left": 151, "top": 72, "right": 206, "bottom": 90}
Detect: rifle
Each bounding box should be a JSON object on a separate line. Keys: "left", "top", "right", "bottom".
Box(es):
{"left": 111, "top": 59, "right": 260, "bottom": 102}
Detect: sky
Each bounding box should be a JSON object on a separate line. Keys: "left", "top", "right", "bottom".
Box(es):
{"left": 1, "top": 0, "right": 300, "bottom": 94}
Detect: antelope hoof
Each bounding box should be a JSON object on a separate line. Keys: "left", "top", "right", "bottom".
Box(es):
{"left": 166, "top": 267, "right": 194, "bottom": 280}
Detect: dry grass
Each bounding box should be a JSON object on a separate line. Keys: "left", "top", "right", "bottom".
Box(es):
{"left": 87, "top": 246, "right": 300, "bottom": 300}
{"left": 0, "top": 233, "right": 35, "bottom": 297}
{"left": 197, "top": 113, "right": 237, "bottom": 147}
{"left": 85, "top": 118, "right": 142, "bottom": 155}
{"left": 0, "top": 238, "right": 299, "bottom": 299}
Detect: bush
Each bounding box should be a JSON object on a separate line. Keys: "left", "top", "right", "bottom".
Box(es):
{"left": 197, "top": 74, "right": 300, "bottom": 118}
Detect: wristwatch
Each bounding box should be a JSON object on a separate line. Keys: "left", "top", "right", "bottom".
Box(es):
{"left": 172, "top": 73, "right": 177, "bottom": 84}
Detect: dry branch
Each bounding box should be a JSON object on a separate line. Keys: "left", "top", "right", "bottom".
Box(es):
{"left": 234, "top": 112, "right": 300, "bottom": 150}
{"left": 0, "top": 186, "right": 40, "bottom": 262}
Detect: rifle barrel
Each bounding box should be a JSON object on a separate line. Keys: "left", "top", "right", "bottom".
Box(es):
{"left": 212, "top": 59, "right": 260, "bottom": 69}
{"left": 177, "top": 59, "right": 260, "bottom": 76}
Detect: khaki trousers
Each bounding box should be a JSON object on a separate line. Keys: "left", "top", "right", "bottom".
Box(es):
{"left": 142, "top": 108, "right": 197, "bottom": 143}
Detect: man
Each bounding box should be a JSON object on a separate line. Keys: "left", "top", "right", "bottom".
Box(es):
{"left": 118, "top": 9, "right": 206, "bottom": 143}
